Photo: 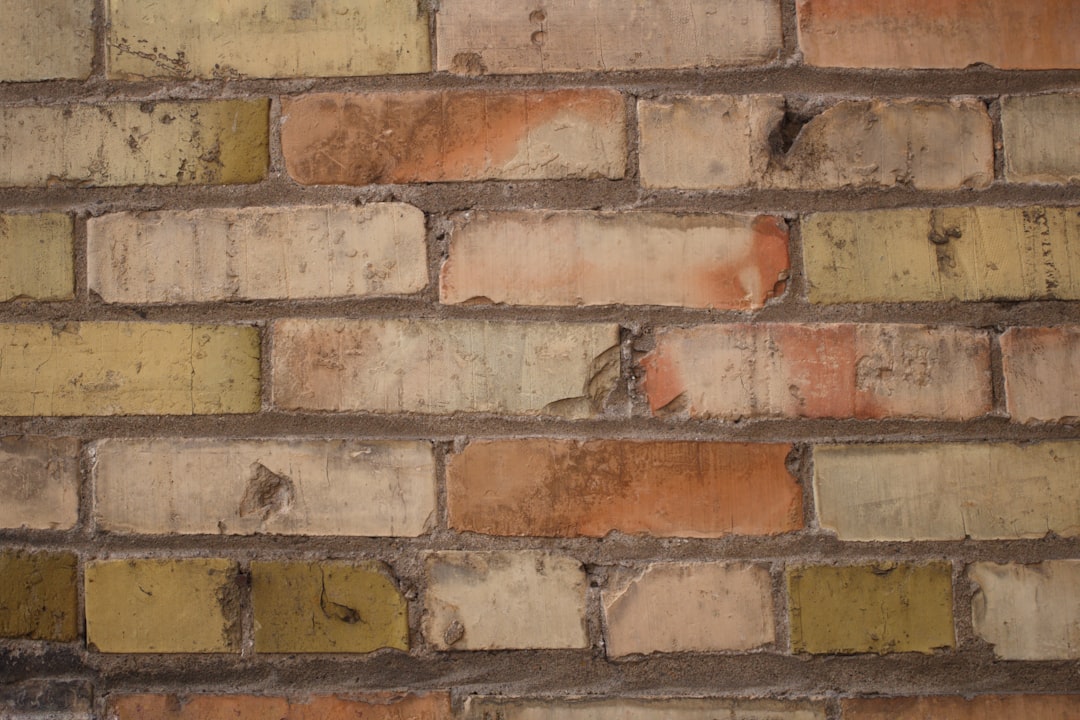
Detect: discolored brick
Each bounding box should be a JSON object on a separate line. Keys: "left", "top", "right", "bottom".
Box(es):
{"left": 843, "top": 695, "right": 1080, "bottom": 720}
{"left": 108, "top": 693, "right": 452, "bottom": 720}
{"left": 0, "top": 550, "right": 78, "bottom": 642}
{"left": 0, "top": 213, "right": 74, "bottom": 302}
{"left": 0, "top": 0, "right": 93, "bottom": 81}
{"left": 463, "top": 697, "right": 826, "bottom": 720}
{"left": 1001, "top": 326, "right": 1080, "bottom": 423}
{"left": 0, "top": 436, "right": 79, "bottom": 530}
{"left": 1002, "top": 94, "right": 1080, "bottom": 184}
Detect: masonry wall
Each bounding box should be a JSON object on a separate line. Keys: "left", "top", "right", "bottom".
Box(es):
{"left": 2, "top": 1, "right": 1080, "bottom": 719}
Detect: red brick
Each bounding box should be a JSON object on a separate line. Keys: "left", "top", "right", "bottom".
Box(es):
{"left": 843, "top": 695, "right": 1080, "bottom": 720}
{"left": 281, "top": 90, "right": 626, "bottom": 185}
{"left": 1001, "top": 326, "right": 1080, "bottom": 423}
{"left": 447, "top": 439, "right": 801, "bottom": 537}
{"left": 797, "top": 0, "right": 1080, "bottom": 69}
{"left": 107, "top": 693, "right": 451, "bottom": 720}
{"left": 641, "top": 324, "right": 991, "bottom": 420}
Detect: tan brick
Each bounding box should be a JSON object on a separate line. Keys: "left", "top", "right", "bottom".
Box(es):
{"left": 440, "top": 211, "right": 789, "bottom": 309}
{"left": 281, "top": 90, "right": 625, "bottom": 184}
{"left": 1003, "top": 94, "right": 1080, "bottom": 184}
{"left": 0, "top": 436, "right": 79, "bottom": 530}
{"left": 109, "top": 693, "right": 452, "bottom": 720}
{"left": 0, "top": 213, "right": 74, "bottom": 301}
{"left": 271, "top": 319, "right": 620, "bottom": 417}
{"left": 93, "top": 439, "right": 435, "bottom": 536}
{"left": 787, "top": 563, "right": 954, "bottom": 654}
{"left": 436, "top": 0, "right": 781, "bottom": 74}
{"left": 84, "top": 558, "right": 239, "bottom": 653}
{"left": 0, "top": 101, "right": 268, "bottom": 188}
{"left": 1001, "top": 326, "right": 1080, "bottom": 423}
{"left": 638, "top": 96, "right": 992, "bottom": 190}
{"left": 603, "top": 563, "right": 775, "bottom": 656}
{"left": 251, "top": 561, "right": 408, "bottom": 653}
{"left": 423, "top": 551, "right": 587, "bottom": 650}
{"left": 0, "top": 322, "right": 260, "bottom": 416}
{"left": 0, "top": 0, "right": 93, "bottom": 81}
{"left": 843, "top": 695, "right": 1080, "bottom": 720}
{"left": 815, "top": 442, "right": 1080, "bottom": 541}
{"left": 108, "top": 0, "right": 430, "bottom": 79}
{"left": 641, "top": 323, "right": 991, "bottom": 420}
{"left": 804, "top": 207, "right": 1080, "bottom": 303}
{"left": 797, "top": 0, "right": 1080, "bottom": 70}
{"left": 970, "top": 561, "right": 1080, "bottom": 659}
{"left": 88, "top": 204, "right": 427, "bottom": 304}
{"left": 0, "top": 550, "right": 78, "bottom": 641}
{"left": 448, "top": 440, "right": 801, "bottom": 538}
{"left": 463, "top": 697, "right": 826, "bottom": 720}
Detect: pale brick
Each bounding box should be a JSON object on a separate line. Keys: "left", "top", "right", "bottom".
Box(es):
{"left": 1001, "top": 326, "right": 1080, "bottom": 423}
{"left": 815, "top": 442, "right": 1080, "bottom": 541}
{"left": 0, "top": 213, "right": 74, "bottom": 302}
{"left": 0, "top": 551, "right": 78, "bottom": 642}
{"left": 970, "top": 561, "right": 1080, "bottom": 659}
{"left": 641, "top": 323, "right": 991, "bottom": 420}
{"left": 638, "top": 96, "right": 992, "bottom": 190}
{"left": 423, "top": 551, "right": 588, "bottom": 650}
{"left": 0, "top": 436, "right": 79, "bottom": 530}
{"left": 0, "top": 322, "right": 260, "bottom": 416}
{"left": 84, "top": 559, "right": 240, "bottom": 653}
{"left": 93, "top": 439, "right": 435, "bottom": 536}
{"left": 271, "top": 319, "right": 620, "bottom": 417}
{"left": 804, "top": 207, "right": 1080, "bottom": 303}
{"left": 436, "top": 0, "right": 782, "bottom": 74}
{"left": 0, "top": 0, "right": 93, "bottom": 81}
{"left": 109, "top": 693, "right": 452, "bottom": 720}
{"left": 602, "top": 563, "right": 775, "bottom": 656}
{"left": 440, "top": 211, "right": 789, "bottom": 309}
{"left": 844, "top": 695, "right": 1080, "bottom": 720}
{"left": 281, "top": 90, "right": 626, "bottom": 184}
{"left": 108, "top": 0, "right": 429, "bottom": 79}
{"left": 1003, "top": 94, "right": 1080, "bottom": 184}
{"left": 0, "top": 101, "right": 268, "bottom": 188}
{"left": 797, "top": 0, "right": 1080, "bottom": 70}
{"left": 88, "top": 204, "right": 427, "bottom": 303}
{"left": 463, "top": 697, "right": 826, "bottom": 720}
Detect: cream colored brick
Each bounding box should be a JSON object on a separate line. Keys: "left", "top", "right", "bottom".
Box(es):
{"left": 602, "top": 563, "right": 775, "bottom": 656}
{"left": 88, "top": 204, "right": 427, "bottom": 303}
{"left": 1003, "top": 94, "right": 1080, "bottom": 183}
{"left": 0, "top": 322, "right": 260, "bottom": 416}
{"left": 423, "top": 551, "right": 588, "bottom": 650}
{"left": 0, "top": 437, "right": 79, "bottom": 530}
{"left": 804, "top": 207, "right": 1080, "bottom": 303}
{"left": 463, "top": 697, "right": 826, "bottom": 720}
{"left": 970, "top": 561, "right": 1080, "bottom": 659}
{"left": 271, "top": 319, "right": 620, "bottom": 417}
{"left": 85, "top": 559, "right": 239, "bottom": 653}
{"left": 814, "top": 442, "right": 1080, "bottom": 541}
{"left": 436, "top": 0, "right": 781, "bottom": 74}
{"left": 108, "top": 0, "right": 430, "bottom": 79}
{"left": 93, "top": 439, "right": 435, "bottom": 536}
{"left": 0, "top": 0, "right": 93, "bottom": 81}
{"left": 0, "top": 101, "right": 268, "bottom": 188}
{"left": 0, "top": 213, "right": 74, "bottom": 301}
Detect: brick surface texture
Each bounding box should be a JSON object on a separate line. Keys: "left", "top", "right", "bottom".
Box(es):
{"left": 3, "top": 0, "right": 1080, "bottom": 716}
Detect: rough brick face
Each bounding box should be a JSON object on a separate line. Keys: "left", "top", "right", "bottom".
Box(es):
{"left": 436, "top": 0, "right": 782, "bottom": 74}
{"left": 440, "top": 211, "right": 789, "bottom": 309}
{"left": 0, "top": 213, "right": 74, "bottom": 302}
{"left": 843, "top": 695, "right": 1080, "bottom": 720}
{"left": 641, "top": 323, "right": 991, "bottom": 420}
{"left": 281, "top": 90, "right": 626, "bottom": 184}
{"left": 1001, "top": 326, "right": 1080, "bottom": 423}
{"left": 0, "top": 0, "right": 93, "bottom": 81}
{"left": 447, "top": 440, "right": 801, "bottom": 537}
{"left": 107, "top": 0, "right": 430, "bottom": 79}
{"left": 0, "top": 550, "right": 78, "bottom": 641}
{"left": 1002, "top": 94, "right": 1080, "bottom": 184}
{"left": 0, "top": 436, "right": 79, "bottom": 530}
{"left": 463, "top": 698, "right": 826, "bottom": 720}
{"left": 108, "top": 693, "right": 453, "bottom": 720}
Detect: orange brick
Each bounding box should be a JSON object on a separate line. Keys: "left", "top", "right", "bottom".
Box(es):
{"left": 447, "top": 440, "right": 801, "bottom": 537}
{"left": 843, "top": 695, "right": 1080, "bottom": 720}
{"left": 281, "top": 90, "right": 626, "bottom": 184}
{"left": 108, "top": 693, "right": 452, "bottom": 720}
{"left": 1001, "top": 326, "right": 1080, "bottom": 422}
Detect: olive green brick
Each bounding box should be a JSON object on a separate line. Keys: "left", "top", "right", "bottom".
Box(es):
{"left": 0, "top": 214, "right": 74, "bottom": 302}
{"left": 0, "top": 550, "right": 78, "bottom": 641}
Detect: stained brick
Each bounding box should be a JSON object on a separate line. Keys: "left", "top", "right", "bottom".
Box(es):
{"left": 281, "top": 90, "right": 626, "bottom": 184}
{"left": 93, "top": 439, "right": 436, "bottom": 536}
{"left": 639, "top": 96, "right": 992, "bottom": 190}
{"left": 448, "top": 440, "right": 801, "bottom": 538}
{"left": 87, "top": 204, "right": 427, "bottom": 303}
{"left": 0, "top": 436, "right": 79, "bottom": 530}
{"left": 0, "top": 0, "right": 93, "bottom": 81}
{"left": 108, "top": 0, "right": 430, "bottom": 79}
{"left": 1001, "top": 326, "right": 1080, "bottom": 423}
{"left": 440, "top": 211, "right": 789, "bottom": 309}
{"left": 0, "top": 550, "right": 78, "bottom": 642}
{"left": 0, "top": 101, "right": 268, "bottom": 188}
{"left": 787, "top": 563, "right": 955, "bottom": 654}
{"left": 641, "top": 323, "right": 991, "bottom": 420}
{"left": 843, "top": 695, "right": 1080, "bottom": 720}
{"left": 0, "top": 679, "right": 92, "bottom": 719}
{"left": 0, "top": 213, "right": 74, "bottom": 302}
{"left": 463, "top": 697, "right": 826, "bottom": 720}
{"left": 108, "top": 693, "right": 452, "bottom": 720}
{"left": 1002, "top": 94, "right": 1080, "bottom": 184}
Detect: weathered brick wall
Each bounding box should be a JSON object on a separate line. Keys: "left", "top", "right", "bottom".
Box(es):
{"left": 2, "top": 1, "right": 1079, "bottom": 718}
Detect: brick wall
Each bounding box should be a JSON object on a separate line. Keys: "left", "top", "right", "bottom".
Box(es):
{"left": 2, "top": 1, "right": 1079, "bottom": 718}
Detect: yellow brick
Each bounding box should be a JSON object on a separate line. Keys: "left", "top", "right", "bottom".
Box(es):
{"left": 108, "top": 0, "right": 430, "bottom": 79}
{"left": 0, "top": 322, "right": 260, "bottom": 416}
{"left": 0, "top": 0, "right": 93, "bottom": 81}
{"left": 0, "top": 101, "right": 268, "bottom": 188}
{"left": 0, "top": 214, "right": 73, "bottom": 301}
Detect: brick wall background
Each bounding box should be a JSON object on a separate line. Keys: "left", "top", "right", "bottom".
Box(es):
{"left": 2, "top": 1, "right": 1080, "bottom": 718}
